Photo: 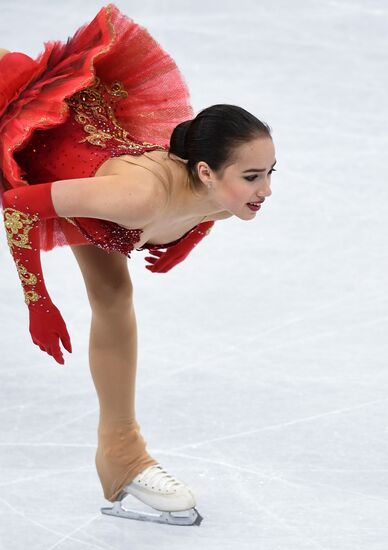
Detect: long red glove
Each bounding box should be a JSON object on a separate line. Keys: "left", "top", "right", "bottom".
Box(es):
{"left": 2, "top": 183, "right": 72, "bottom": 365}
{"left": 144, "top": 220, "right": 214, "bottom": 273}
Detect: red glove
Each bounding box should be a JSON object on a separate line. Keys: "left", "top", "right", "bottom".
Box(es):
{"left": 145, "top": 220, "right": 214, "bottom": 273}
{"left": 2, "top": 183, "right": 72, "bottom": 365}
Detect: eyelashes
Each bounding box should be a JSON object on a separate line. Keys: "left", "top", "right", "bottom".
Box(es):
{"left": 244, "top": 169, "right": 276, "bottom": 182}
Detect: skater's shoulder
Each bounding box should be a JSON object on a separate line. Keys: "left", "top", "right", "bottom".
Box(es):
{"left": 96, "top": 151, "right": 173, "bottom": 192}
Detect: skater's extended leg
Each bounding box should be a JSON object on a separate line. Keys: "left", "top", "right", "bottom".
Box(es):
{"left": 70, "top": 244, "right": 157, "bottom": 502}
{"left": 0, "top": 48, "right": 10, "bottom": 60}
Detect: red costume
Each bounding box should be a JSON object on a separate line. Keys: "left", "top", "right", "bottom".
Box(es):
{"left": 0, "top": 3, "right": 214, "bottom": 363}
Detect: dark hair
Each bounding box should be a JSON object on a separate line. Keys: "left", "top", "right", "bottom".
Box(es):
{"left": 168, "top": 104, "right": 272, "bottom": 192}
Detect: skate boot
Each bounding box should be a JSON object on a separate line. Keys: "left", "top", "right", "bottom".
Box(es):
{"left": 101, "top": 463, "right": 203, "bottom": 526}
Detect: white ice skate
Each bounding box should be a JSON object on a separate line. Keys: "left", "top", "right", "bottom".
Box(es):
{"left": 101, "top": 464, "right": 203, "bottom": 526}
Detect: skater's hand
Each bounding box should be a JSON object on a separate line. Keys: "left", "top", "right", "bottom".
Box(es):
{"left": 144, "top": 221, "right": 215, "bottom": 273}
{"left": 144, "top": 247, "right": 172, "bottom": 273}
{"left": 144, "top": 245, "right": 196, "bottom": 272}
{"left": 29, "top": 303, "right": 72, "bottom": 365}
{"left": 144, "top": 246, "right": 194, "bottom": 272}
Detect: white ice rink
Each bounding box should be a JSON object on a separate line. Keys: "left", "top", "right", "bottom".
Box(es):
{"left": 0, "top": 0, "right": 387, "bottom": 548}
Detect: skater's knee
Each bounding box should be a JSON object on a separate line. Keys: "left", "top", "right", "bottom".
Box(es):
{"left": 87, "top": 280, "right": 134, "bottom": 312}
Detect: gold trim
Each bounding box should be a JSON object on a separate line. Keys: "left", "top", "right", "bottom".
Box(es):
{"left": 15, "top": 259, "right": 37, "bottom": 286}
{"left": 66, "top": 77, "right": 163, "bottom": 151}
{"left": 3, "top": 207, "right": 38, "bottom": 250}
{"left": 15, "top": 259, "right": 41, "bottom": 305}
{"left": 24, "top": 289, "right": 41, "bottom": 305}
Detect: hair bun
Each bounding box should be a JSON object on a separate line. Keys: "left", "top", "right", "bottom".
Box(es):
{"left": 169, "top": 119, "right": 192, "bottom": 159}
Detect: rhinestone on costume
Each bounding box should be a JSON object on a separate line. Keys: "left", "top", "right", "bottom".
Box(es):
{"left": 63, "top": 216, "right": 144, "bottom": 257}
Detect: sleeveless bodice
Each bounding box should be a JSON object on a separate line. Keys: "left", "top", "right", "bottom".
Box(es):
{"left": 13, "top": 78, "right": 202, "bottom": 256}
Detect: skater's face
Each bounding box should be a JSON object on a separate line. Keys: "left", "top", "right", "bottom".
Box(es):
{"left": 197, "top": 136, "right": 276, "bottom": 220}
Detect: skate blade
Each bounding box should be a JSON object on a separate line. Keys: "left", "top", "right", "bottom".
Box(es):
{"left": 101, "top": 500, "right": 203, "bottom": 526}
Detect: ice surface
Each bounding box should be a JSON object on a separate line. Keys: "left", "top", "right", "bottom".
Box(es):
{"left": 0, "top": 1, "right": 387, "bottom": 548}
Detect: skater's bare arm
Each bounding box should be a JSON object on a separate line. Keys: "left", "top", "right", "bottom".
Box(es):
{"left": 51, "top": 171, "right": 167, "bottom": 227}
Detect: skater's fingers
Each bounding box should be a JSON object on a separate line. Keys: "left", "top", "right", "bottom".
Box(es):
{"left": 50, "top": 342, "right": 64, "bottom": 364}
{"left": 52, "top": 348, "right": 64, "bottom": 365}
{"left": 47, "top": 347, "right": 58, "bottom": 360}
{"left": 58, "top": 330, "right": 72, "bottom": 354}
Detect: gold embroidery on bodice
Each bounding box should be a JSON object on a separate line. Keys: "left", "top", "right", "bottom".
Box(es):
{"left": 66, "top": 77, "right": 165, "bottom": 152}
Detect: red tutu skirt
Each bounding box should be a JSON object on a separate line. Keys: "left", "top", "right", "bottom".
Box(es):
{"left": 0, "top": 3, "right": 193, "bottom": 254}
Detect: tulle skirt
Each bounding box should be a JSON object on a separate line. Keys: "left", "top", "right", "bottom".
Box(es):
{"left": 0, "top": 3, "right": 193, "bottom": 251}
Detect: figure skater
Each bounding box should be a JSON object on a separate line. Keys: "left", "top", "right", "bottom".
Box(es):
{"left": 0, "top": 4, "right": 276, "bottom": 526}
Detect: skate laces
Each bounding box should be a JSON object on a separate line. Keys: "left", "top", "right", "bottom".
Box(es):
{"left": 136, "top": 464, "right": 185, "bottom": 493}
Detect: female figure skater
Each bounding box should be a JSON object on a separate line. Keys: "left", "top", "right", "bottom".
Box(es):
{"left": 0, "top": 5, "right": 275, "bottom": 526}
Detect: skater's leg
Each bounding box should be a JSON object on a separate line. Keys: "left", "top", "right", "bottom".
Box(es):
{"left": 70, "top": 244, "right": 157, "bottom": 502}
{"left": 0, "top": 48, "right": 10, "bottom": 60}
